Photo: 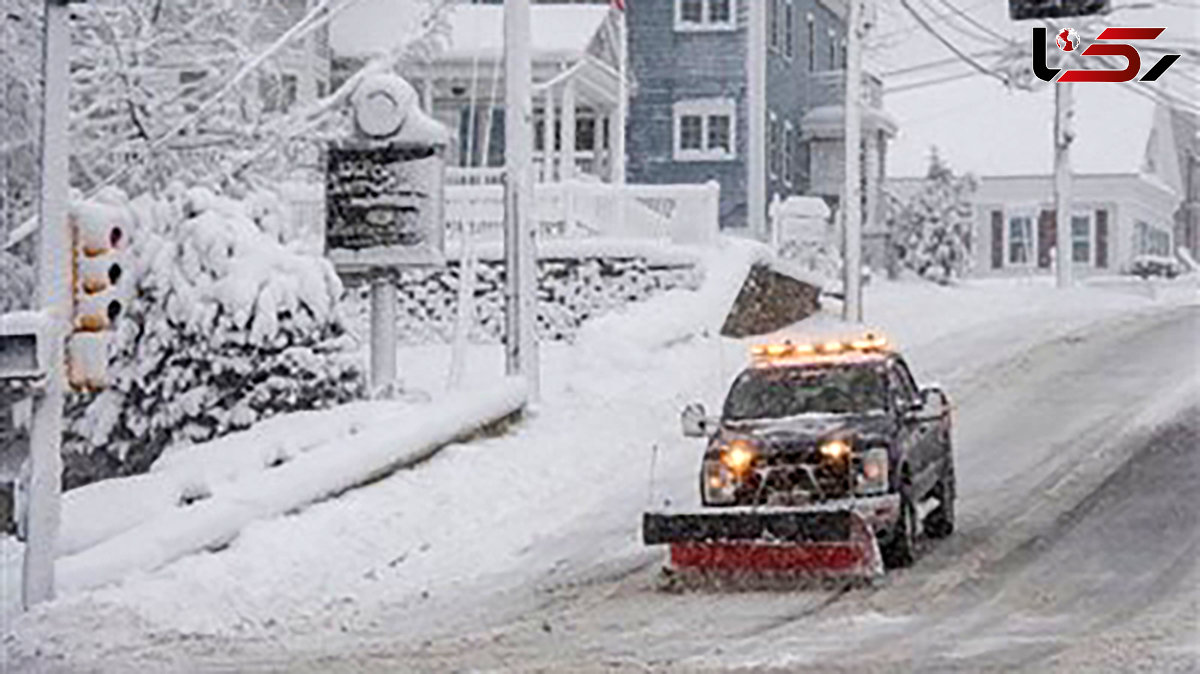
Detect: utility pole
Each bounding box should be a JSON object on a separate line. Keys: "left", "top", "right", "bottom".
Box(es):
{"left": 1054, "top": 81, "right": 1074, "bottom": 288}
{"left": 842, "top": 0, "right": 865, "bottom": 322}
{"left": 504, "top": 0, "right": 539, "bottom": 398}
{"left": 24, "top": 0, "right": 72, "bottom": 609}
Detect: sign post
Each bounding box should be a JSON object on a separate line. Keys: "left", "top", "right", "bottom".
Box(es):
{"left": 23, "top": 0, "right": 73, "bottom": 609}
{"left": 504, "top": 0, "right": 540, "bottom": 399}
{"left": 327, "top": 75, "right": 448, "bottom": 393}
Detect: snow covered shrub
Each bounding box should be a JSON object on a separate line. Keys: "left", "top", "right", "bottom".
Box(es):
{"left": 64, "top": 186, "right": 365, "bottom": 485}
{"left": 887, "top": 149, "right": 978, "bottom": 284}
{"left": 0, "top": 250, "right": 34, "bottom": 313}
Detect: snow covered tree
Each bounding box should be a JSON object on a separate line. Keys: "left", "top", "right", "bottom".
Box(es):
{"left": 887, "top": 149, "right": 978, "bottom": 284}
{"left": 63, "top": 186, "right": 366, "bottom": 486}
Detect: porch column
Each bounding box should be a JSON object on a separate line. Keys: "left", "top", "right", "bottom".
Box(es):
{"left": 561, "top": 78, "right": 577, "bottom": 180}
{"left": 593, "top": 111, "right": 605, "bottom": 179}
{"left": 542, "top": 86, "right": 556, "bottom": 182}
{"left": 421, "top": 76, "right": 434, "bottom": 114}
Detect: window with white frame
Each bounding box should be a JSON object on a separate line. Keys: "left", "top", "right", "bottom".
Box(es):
{"left": 782, "top": 121, "right": 794, "bottom": 185}
{"left": 676, "top": 0, "right": 735, "bottom": 31}
{"left": 1070, "top": 212, "right": 1091, "bottom": 264}
{"left": 784, "top": 0, "right": 795, "bottom": 59}
{"left": 1008, "top": 213, "right": 1035, "bottom": 265}
{"left": 828, "top": 29, "right": 837, "bottom": 70}
{"left": 674, "top": 98, "right": 736, "bottom": 160}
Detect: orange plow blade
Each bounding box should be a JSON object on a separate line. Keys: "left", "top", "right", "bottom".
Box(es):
{"left": 644, "top": 508, "right": 885, "bottom": 581}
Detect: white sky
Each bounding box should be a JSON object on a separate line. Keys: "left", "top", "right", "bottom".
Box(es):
{"left": 869, "top": 2, "right": 1198, "bottom": 177}
{"left": 332, "top": 1, "right": 1200, "bottom": 178}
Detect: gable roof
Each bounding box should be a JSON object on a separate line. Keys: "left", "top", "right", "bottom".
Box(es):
{"left": 332, "top": 3, "right": 613, "bottom": 62}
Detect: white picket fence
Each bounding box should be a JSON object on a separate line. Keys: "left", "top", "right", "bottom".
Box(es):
{"left": 284, "top": 178, "right": 720, "bottom": 248}
{"left": 445, "top": 179, "right": 720, "bottom": 245}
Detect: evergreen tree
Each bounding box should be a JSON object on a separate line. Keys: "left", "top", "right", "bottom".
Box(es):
{"left": 888, "top": 148, "right": 978, "bottom": 284}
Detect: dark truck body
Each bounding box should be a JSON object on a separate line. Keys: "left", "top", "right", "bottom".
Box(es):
{"left": 644, "top": 346, "right": 956, "bottom": 575}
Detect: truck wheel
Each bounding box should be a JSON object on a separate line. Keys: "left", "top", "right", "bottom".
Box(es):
{"left": 883, "top": 490, "right": 916, "bottom": 569}
{"left": 925, "top": 459, "right": 956, "bottom": 539}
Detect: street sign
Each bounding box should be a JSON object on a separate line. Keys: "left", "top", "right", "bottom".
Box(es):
{"left": 0, "top": 312, "right": 50, "bottom": 382}
{"left": 325, "top": 142, "right": 446, "bottom": 273}
{"left": 1009, "top": 0, "right": 1109, "bottom": 20}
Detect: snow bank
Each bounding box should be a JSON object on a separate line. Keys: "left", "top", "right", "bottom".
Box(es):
{"left": 55, "top": 378, "right": 527, "bottom": 593}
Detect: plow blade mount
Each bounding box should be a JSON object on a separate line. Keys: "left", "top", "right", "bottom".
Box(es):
{"left": 643, "top": 509, "right": 883, "bottom": 579}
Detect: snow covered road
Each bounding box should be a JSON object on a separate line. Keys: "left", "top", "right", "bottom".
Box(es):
{"left": 8, "top": 297, "right": 1193, "bottom": 673}
{"left": 279, "top": 306, "right": 1197, "bottom": 673}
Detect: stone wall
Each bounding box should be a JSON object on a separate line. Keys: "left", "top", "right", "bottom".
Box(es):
{"left": 350, "top": 254, "right": 703, "bottom": 344}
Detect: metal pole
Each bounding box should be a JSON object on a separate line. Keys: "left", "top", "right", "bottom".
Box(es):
{"left": 24, "top": 0, "right": 72, "bottom": 609}
{"left": 369, "top": 276, "right": 397, "bottom": 392}
{"left": 504, "top": 0, "right": 539, "bottom": 398}
{"left": 1054, "top": 81, "right": 1074, "bottom": 288}
{"left": 842, "top": 0, "right": 864, "bottom": 322}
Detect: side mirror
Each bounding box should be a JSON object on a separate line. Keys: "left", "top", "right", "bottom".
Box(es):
{"left": 681, "top": 403, "right": 711, "bottom": 438}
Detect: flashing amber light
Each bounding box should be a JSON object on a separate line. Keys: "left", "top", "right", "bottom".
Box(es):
{"left": 722, "top": 442, "right": 756, "bottom": 473}
{"left": 820, "top": 439, "right": 851, "bottom": 460}
{"left": 751, "top": 331, "right": 889, "bottom": 362}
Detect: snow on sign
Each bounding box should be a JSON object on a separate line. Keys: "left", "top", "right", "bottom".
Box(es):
{"left": 326, "top": 142, "right": 446, "bottom": 271}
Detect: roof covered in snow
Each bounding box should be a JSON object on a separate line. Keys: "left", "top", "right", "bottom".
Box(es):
{"left": 332, "top": 3, "right": 612, "bottom": 61}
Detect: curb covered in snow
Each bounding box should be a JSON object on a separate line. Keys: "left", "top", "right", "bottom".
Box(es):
{"left": 54, "top": 378, "right": 528, "bottom": 594}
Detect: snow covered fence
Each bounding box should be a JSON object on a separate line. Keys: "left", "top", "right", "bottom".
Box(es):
{"left": 347, "top": 240, "right": 704, "bottom": 344}
{"left": 55, "top": 377, "right": 528, "bottom": 594}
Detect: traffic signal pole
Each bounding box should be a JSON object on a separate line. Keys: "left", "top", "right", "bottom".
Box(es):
{"left": 24, "top": 0, "right": 72, "bottom": 608}
{"left": 842, "top": 0, "right": 865, "bottom": 322}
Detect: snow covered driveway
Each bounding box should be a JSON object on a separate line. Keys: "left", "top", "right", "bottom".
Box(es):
{"left": 3, "top": 239, "right": 1196, "bottom": 671}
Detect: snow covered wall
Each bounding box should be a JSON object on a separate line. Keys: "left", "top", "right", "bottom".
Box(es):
{"left": 64, "top": 186, "right": 366, "bottom": 488}
{"left": 348, "top": 242, "right": 704, "bottom": 344}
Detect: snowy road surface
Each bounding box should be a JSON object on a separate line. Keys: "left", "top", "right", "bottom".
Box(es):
{"left": 8, "top": 302, "right": 1195, "bottom": 672}
{"left": 280, "top": 306, "right": 1200, "bottom": 673}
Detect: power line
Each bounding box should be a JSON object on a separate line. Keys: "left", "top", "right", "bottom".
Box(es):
{"left": 870, "top": 0, "right": 992, "bottom": 42}
{"left": 885, "top": 69, "right": 981, "bottom": 93}
{"left": 930, "top": 0, "right": 1011, "bottom": 44}
{"left": 881, "top": 48, "right": 1008, "bottom": 78}
{"left": 899, "top": 0, "right": 1011, "bottom": 85}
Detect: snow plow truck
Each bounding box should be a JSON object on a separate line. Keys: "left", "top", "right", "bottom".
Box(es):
{"left": 643, "top": 331, "right": 956, "bottom": 582}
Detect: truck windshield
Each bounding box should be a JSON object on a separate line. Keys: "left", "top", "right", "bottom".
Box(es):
{"left": 723, "top": 364, "right": 887, "bottom": 420}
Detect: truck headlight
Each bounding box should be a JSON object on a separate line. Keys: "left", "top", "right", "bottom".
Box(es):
{"left": 856, "top": 447, "right": 889, "bottom": 495}
{"left": 720, "top": 440, "right": 757, "bottom": 474}
{"left": 820, "top": 439, "right": 851, "bottom": 461}
{"left": 703, "top": 459, "right": 737, "bottom": 504}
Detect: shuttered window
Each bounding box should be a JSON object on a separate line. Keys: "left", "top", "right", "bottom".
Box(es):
{"left": 1095, "top": 209, "right": 1109, "bottom": 268}
{"left": 991, "top": 210, "right": 1004, "bottom": 269}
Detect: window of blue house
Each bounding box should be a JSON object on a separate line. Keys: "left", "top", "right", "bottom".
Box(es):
{"left": 674, "top": 98, "right": 736, "bottom": 161}
{"left": 784, "top": 1, "right": 795, "bottom": 59}
{"left": 676, "top": 0, "right": 735, "bottom": 31}
{"left": 806, "top": 15, "right": 816, "bottom": 72}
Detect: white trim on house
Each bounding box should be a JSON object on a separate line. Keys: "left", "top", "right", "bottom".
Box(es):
{"left": 674, "top": 0, "right": 737, "bottom": 33}
{"left": 673, "top": 97, "right": 737, "bottom": 162}
{"left": 783, "top": 120, "right": 794, "bottom": 186}
{"left": 1004, "top": 206, "right": 1038, "bottom": 268}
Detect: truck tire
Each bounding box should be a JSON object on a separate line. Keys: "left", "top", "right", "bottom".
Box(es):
{"left": 925, "top": 458, "right": 956, "bottom": 539}
{"left": 883, "top": 489, "right": 916, "bottom": 568}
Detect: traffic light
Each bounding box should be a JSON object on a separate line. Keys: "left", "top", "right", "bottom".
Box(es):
{"left": 1009, "top": 0, "right": 1109, "bottom": 20}
{"left": 68, "top": 200, "right": 126, "bottom": 391}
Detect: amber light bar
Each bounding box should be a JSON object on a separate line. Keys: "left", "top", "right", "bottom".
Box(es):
{"left": 750, "top": 332, "right": 889, "bottom": 360}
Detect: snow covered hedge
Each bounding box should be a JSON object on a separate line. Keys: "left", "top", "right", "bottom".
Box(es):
{"left": 64, "top": 186, "right": 366, "bottom": 487}
{"left": 0, "top": 250, "right": 34, "bottom": 313}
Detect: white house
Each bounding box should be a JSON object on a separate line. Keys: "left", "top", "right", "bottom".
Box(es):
{"left": 889, "top": 90, "right": 1184, "bottom": 277}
